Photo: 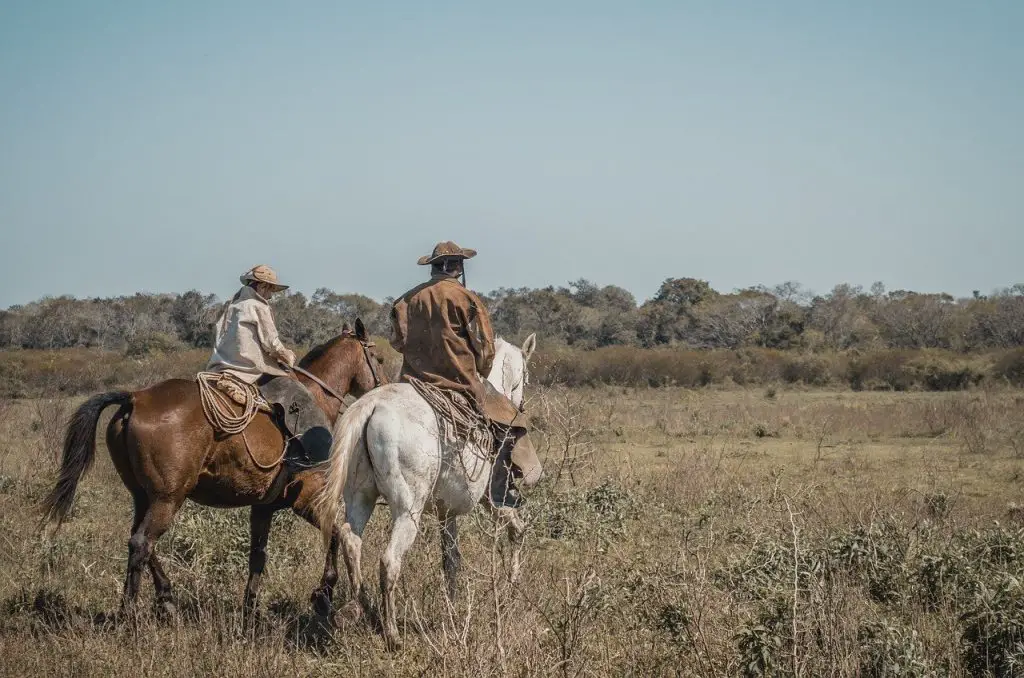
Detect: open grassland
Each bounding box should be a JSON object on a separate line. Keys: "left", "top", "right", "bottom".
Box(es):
{"left": 2, "top": 386, "right": 1024, "bottom": 676}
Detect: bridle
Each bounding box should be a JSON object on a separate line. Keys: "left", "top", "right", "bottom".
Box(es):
{"left": 506, "top": 357, "right": 529, "bottom": 414}
{"left": 287, "top": 335, "right": 384, "bottom": 406}
{"left": 359, "top": 339, "right": 384, "bottom": 389}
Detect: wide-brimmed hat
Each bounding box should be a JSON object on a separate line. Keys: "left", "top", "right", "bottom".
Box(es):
{"left": 239, "top": 264, "right": 289, "bottom": 291}
{"left": 417, "top": 241, "right": 477, "bottom": 266}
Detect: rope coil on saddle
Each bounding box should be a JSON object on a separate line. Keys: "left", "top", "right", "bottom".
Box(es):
{"left": 408, "top": 377, "right": 493, "bottom": 481}
{"left": 197, "top": 372, "right": 266, "bottom": 434}
{"left": 196, "top": 372, "right": 285, "bottom": 471}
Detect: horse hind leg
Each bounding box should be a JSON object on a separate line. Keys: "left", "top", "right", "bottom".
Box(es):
{"left": 338, "top": 484, "right": 378, "bottom": 620}
{"left": 120, "top": 492, "right": 148, "bottom": 615}
{"left": 149, "top": 547, "right": 175, "bottom": 619}
{"left": 121, "top": 495, "right": 178, "bottom": 619}
{"left": 379, "top": 511, "right": 419, "bottom": 651}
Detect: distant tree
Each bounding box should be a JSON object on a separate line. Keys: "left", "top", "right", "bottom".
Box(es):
{"left": 653, "top": 277, "right": 716, "bottom": 308}
{"left": 636, "top": 277, "right": 718, "bottom": 346}
{"left": 808, "top": 284, "right": 878, "bottom": 349}
{"left": 965, "top": 285, "right": 1024, "bottom": 348}
{"left": 872, "top": 291, "right": 964, "bottom": 349}
{"left": 171, "top": 290, "right": 219, "bottom": 347}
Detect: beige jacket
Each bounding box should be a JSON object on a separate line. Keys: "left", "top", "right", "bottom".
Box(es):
{"left": 206, "top": 286, "right": 293, "bottom": 384}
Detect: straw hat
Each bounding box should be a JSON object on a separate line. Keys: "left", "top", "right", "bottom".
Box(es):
{"left": 417, "top": 241, "right": 478, "bottom": 266}
{"left": 239, "top": 264, "right": 289, "bottom": 291}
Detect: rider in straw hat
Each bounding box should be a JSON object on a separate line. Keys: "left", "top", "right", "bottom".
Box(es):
{"left": 208, "top": 265, "right": 295, "bottom": 382}
{"left": 390, "top": 242, "right": 533, "bottom": 508}
{"left": 206, "top": 265, "right": 332, "bottom": 465}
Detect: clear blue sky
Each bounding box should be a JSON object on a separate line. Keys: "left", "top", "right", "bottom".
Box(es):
{"left": 1, "top": 1, "right": 1021, "bottom": 307}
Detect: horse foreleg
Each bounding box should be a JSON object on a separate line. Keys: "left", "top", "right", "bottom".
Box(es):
{"left": 290, "top": 482, "right": 340, "bottom": 618}
{"left": 120, "top": 492, "right": 148, "bottom": 615}
{"left": 439, "top": 512, "right": 461, "bottom": 602}
{"left": 380, "top": 512, "right": 419, "bottom": 651}
{"left": 243, "top": 505, "right": 275, "bottom": 619}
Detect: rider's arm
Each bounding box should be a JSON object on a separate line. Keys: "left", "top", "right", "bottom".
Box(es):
{"left": 465, "top": 296, "right": 496, "bottom": 376}
{"left": 389, "top": 301, "right": 407, "bottom": 354}
{"left": 253, "top": 302, "right": 294, "bottom": 365}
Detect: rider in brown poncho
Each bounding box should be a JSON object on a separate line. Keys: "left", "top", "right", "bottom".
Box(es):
{"left": 390, "top": 241, "right": 530, "bottom": 508}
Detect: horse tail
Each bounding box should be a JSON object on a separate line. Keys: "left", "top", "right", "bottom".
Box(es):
{"left": 314, "top": 395, "right": 377, "bottom": 543}
{"left": 41, "top": 391, "right": 132, "bottom": 529}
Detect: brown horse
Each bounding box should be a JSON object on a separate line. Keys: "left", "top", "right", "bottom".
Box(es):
{"left": 41, "top": 319, "right": 387, "bottom": 619}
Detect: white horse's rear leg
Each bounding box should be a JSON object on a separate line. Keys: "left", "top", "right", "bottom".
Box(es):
{"left": 379, "top": 511, "right": 419, "bottom": 650}
{"left": 339, "top": 483, "right": 378, "bottom": 618}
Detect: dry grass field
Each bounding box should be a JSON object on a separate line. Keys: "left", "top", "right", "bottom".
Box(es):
{"left": 2, "top": 385, "right": 1024, "bottom": 676}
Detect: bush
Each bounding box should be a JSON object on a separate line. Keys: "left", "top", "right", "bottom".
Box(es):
{"left": 848, "top": 350, "right": 982, "bottom": 392}
{"left": 780, "top": 354, "right": 837, "bottom": 386}
{"left": 125, "top": 331, "right": 185, "bottom": 357}
{"left": 906, "top": 355, "right": 984, "bottom": 391}
{"left": 961, "top": 577, "right": 1024, "bottom": 676}
{"left": 532, "top": 479, "right": 637, "bottom": 542}
{"left": 848, "top": 351, "right": 917, "bottom": 391}
{"left": 993, "top": 349, "right": 1024, "bottom": 387}
{"left": 858, "top": 619, "right": 930, "bottom": 677}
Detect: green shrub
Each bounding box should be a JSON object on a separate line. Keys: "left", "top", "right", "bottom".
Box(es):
{"left": 848, "top": 350, "right": 982, "bottom": 392}
{"left": 780, "top": 354, "right": 835, "bottom": 386}
{"left": 125, "top": 331, "right": 185, "bottom": 357}
{"left": 906, "top": 355, "right": 983, "bottom": 391}
{"left": 532, "top": 479, "right": 637, "bottom": 542}
{"left": 961, "top": 576, "right": 1024, "bottom": 677}
{"left": 993, "top": 349, "right": 1024, "bottom": 387}
{"left": 858, "top": 619, "right": 930, "bottom": 677}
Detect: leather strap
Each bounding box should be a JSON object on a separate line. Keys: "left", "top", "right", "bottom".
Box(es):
{"left": 286, "top": 364, "right": 348, "bottom": 405}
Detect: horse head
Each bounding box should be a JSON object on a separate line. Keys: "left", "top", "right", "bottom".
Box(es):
{"left": 298, "top": 318, "right": 388, "bottom": 419}
{"left": 487, "top": 333, "right": 542, "bottom": 487}
{"left": 489, "top": 332, "right": 537, "bottom": 411}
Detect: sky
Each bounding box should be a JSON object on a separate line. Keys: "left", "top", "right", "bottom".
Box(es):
{"left": 1, "top": 1, "right": 1022, "bottom": 308}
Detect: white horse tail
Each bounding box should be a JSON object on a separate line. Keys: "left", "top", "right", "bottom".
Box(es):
{"left": 314, "top": 395, "right": 377, "bottom": 543}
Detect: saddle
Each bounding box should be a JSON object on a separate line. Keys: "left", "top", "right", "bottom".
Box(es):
{"left": 407, "top": 377, "right": 494, "bottom": 452}
{"left": 213, "top": 374, "right": 273, "bottom": 414}
{"left": 197, "top": 371, "right": 333, "bottom": 470}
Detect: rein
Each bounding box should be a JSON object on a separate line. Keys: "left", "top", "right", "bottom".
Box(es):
{"left": 288, "top": 338, "right": 383, "bottom": 404}
{"left": 288, "top": 364, "right": 348, "bottom": 404}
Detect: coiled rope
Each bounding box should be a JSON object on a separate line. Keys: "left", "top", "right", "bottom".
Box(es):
{"left": 196, "top": 372, "right": 285, "bottom": 470}
{"left": 408, "top": 377, "right": 493, "bottom": 480}
{"left": 197, "top": 372, "right": 263, "bottom": 434}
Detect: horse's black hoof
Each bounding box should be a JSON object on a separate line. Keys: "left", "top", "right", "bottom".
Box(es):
{"left": 154, "top": 600, "right": 177, "bottom": 622}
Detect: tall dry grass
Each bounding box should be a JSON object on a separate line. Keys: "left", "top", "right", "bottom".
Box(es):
{"left": 2, "top": 385, "right": 1024, "bottom": 675}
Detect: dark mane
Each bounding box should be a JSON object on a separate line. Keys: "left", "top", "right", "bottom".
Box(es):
{"left": 299, "top": 333, "right": 352, "bottom": 368}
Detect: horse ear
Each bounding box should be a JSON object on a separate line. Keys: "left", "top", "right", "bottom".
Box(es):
{"left": 341, "top": 322, "right": 351, "bottom": 334}
{"left": 521, "top": 333, "right": 537, "bottom": 362}
{"left": 355, "top": 318, "right": 367, "bottom": 341}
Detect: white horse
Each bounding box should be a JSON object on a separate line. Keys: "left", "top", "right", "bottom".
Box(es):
{"left": 316, "top": 334, "right": 540, "bottom": 649}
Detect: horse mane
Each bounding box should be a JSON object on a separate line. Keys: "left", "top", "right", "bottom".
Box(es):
{"left": 299, "top": 332, "right": 352, "bottom": 369}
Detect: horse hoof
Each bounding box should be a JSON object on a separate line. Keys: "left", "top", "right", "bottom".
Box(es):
{"left": 312, "top": 596, "right": 332, "bottom": 619}
{"left": 155, "top": 601, "right": 177, "bottom": 621}
{"left": 337, "top": 600, "right": 364, "bottom": 623}
{"left": 384, "top": 633, "right": 403, "bottom": 652}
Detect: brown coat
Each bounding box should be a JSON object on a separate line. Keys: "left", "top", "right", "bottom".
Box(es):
{"left": 391, "top": 276, "right": 521, "bottom": 428}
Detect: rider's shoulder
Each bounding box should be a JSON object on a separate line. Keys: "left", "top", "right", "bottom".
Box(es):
{"left": 229, "top": 287, "right": 270, "bottom": 314}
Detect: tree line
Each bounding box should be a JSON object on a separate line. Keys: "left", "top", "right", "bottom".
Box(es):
{"left": 2, "top": 279, "right": 1023, "bottom": 354}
